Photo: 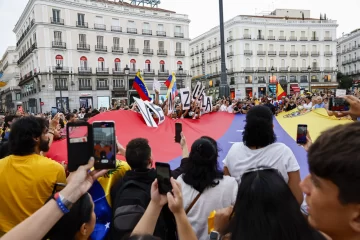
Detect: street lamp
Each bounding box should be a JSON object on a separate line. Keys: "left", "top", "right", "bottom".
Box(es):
{"left": 55, "top": 63, "right": 64, "bottom": 112}
{"left": 218, "top": 0, "right": 229, "bottom": 98}
{"left": 178, "top": 65, "right": 184, "bottom": 88}
{"left": 307, "top": 65, "right": 312, "bottom": 92}
{"left": 124, "top": 64, "right": 130, "bottom": 105}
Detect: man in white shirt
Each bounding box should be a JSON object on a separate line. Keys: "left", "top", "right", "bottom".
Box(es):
{"left": 303, "top": 96, "right": 313, "bottom": 110}
{"left": 220, "top": 101, "right": 229, "bottom": 112}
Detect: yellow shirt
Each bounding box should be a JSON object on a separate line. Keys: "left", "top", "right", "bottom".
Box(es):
{"left": 0, "top": 154, "right": 66, "bottom": 233}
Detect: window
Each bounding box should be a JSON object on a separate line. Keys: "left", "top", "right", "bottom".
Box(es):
{"left": 192, "top": 59, "right": 194, "bottom": 65}
{"left": 128, "top": 21, "right": 136, "bottom": 28}
{"left": 281, "top": 59, "right": 285, "bottom": 67}
{"left": 214, "top": 38, "right": 217, "bottom": 44}
{"left": 291, "top": 45, "right": 295, "bottom": 51}
{"left": 312, "top": 31, "right": 317, "bottom": 38}
{"left": 79, "top": 34, "right": 86, "bottom": 44}
{"left": 145, "top": 60, "right": 151, "bottom": 71}
{"left": 196, "top": 46, "right": 199, "bottom": 51}
{"left": 325, "top": 31, "right": 330, "bottom": 37}
{"left": 245, "top": 58, "right": 250, "bottom": 68}
{"left": 270, "top": 59, "right": 274, "bottom": 67}
{"left": 312, "top": 60, "right": 317, "bottom": 68}
{"left": 144, "top": 40, "right": 150, "bottom": 49}
{"left": 52, "top": 9, "right": 60, "bottom": 21}
{"left": 98, "top": 57, "right": 105, "bottom": 69}
{"left": 229, "top": 31, "right": 232, "bottom": 37}
{"left": 209, "top": 53, "right": 212, "bottom": 59}
{"left": 269, "top": 30, "right": 273, "bottom": 36}
{"left": 209, "top": 66, "right": 212, "bottom": 73}
{"left": 158, "top": 24, "right": 164, "bottom": 31}
{"left": 159, "top": 60, "right": 165, "bottom": 72}
{"left": 78, "top": 13, "right": 85, "bottom": 24}
{"left": 280, "top": 30, "right": 284, "bottom": 36}
{"left": 112, "top": 18, "right": 119, "bottom": 26}
{"left": 214, "top": 51, "right": 217, "bottom": 57}
{"left": 114, "top": 58, "right": 121, "bottom": 70}
{"left": 291, "top": 59, "right": 296, "bottom": 67}
{"left": 55, "top": 78, "right": 67, "bottom": 88}
{"left": 291, "top": 31, "right": 295, "bottom": 37}
{"left": 175, "top": 26, "right": 181, "bottom": 33}
{"left": 302, "top": 59, "right": 306, "bottom": 67}
{"left": 269, "top": 44, "right": 274, "bottom": 51}
{"left": 113, "top": 37, "right": 120, "bottom": 47}
{"left": 326, "top": 59, "right": 330, "bottom": 68}
{"left": 97, "top": 36, "right": 104, "bottom": 46}
{"left": 129, "top": 39, "right": 135, "bottom": 48}
{"left": 113, "top": 79, "right": 124, "bottom": 88}
{"left": 312, "top": 45, "right": 317, "bottom": 51}
{"left": 55, "top": 55, "right": 63, "bottom": 67}
{"left": 258, "top": 44, "right": 263, "bottom": 50}
{"left": 325, "top": 45, "right": 330, "bottom": 51}
{"left": 244, "top": 29, "right": 249, "bottom": 35}
{"left": 158, "top": 41, "right": 164, "bottom": 50}
{"left": 176, "top": 42, "right": 181, "bottom": 51}
{"left": 196, "top": 57, "right": 199, "bottom": 64}
{"left": 143, "top": 22, "right": 150, "bottom": 29}
{"left": 79, "top": 78, "right": 91, "bottom": 87}
{"left": 280, "top": 45, "right": 285, "bottom": 51}
{"left": 97, "top": 79, "right": 108, "bottom": 87}
{"left": 301, "top": 45, "right": 306, "bottom": 51}
{"left": 130, "top": 59, "right": 136, "bottom": 70}
{"left": 301, "top": 31, "right": 305, "bottom": 37}
{"left": 259, "top": 59, "right": 264, "bottom": 67}
{"left": 54, "top": 31, "right": 62, "bottom": 43}
{"left": 95, "top": 16, "right": 103, "bottom": 24}
{"left": 245, "top": 43, "right": 250, "bottom": 50}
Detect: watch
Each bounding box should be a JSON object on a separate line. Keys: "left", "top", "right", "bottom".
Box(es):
{"left": 209, "top": 231, "right": 220, "bottom": 240}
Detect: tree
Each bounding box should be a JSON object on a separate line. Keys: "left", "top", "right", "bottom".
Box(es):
{"left": 337, "top": 72, "right": 353, "bottom": 90}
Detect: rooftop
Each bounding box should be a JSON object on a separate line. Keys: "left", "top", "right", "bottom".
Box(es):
{"left": 95, "top": 0, "right": 175, "bottom": 13}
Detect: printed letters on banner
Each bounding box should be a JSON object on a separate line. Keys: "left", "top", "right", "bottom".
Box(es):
{"left": 192, "top": 82, "right": 204, "bottom": 100}
{"left": 180, "top": 88, "right": 191, "bottom": 110}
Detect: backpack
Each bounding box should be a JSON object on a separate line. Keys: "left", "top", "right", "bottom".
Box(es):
{"left": 112, "top": 180, "right": 177, "bottom": 240}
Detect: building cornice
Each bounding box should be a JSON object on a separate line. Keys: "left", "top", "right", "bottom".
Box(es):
{"left": 337, "top": 31, "right": 360, "bottom": 45}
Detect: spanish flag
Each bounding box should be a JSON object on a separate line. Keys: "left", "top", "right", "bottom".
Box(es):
{"left": 276, "top": 83, "right": 286, "bottom": 100}
{"left": 133, "top": 71, "right": 152, "bottom": 101}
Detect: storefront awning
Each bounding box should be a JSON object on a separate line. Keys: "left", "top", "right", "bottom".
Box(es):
{"left": 290, "top": 84, "right": 300, "bottom": 92}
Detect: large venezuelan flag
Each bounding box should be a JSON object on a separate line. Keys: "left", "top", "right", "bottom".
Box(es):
{"left": 165, "top": 73, "right": 178, "bottom": 99}
{"left": 133, "top": 71, "right": 152, "bottom": 101}
{"left": 276, "top": 83, "right": 286, "bottom": 100}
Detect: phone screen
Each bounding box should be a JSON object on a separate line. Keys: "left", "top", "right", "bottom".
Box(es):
{"left": 156, "top": 162, "right": 172, "bottom": 194}
{"left": 175, "top": 123, "right": 182, "bottom": 143}
{"left": 93, "top": 122, "right": 116, "bottom": 169}
{"left": 329, "top": 97, "right": 350, "bottom": 111}
{"left": 296, "top": 124, "right": 307, "bottom": 145}
{"left": 51, "top": 107, "right": 58, "bottom": 117}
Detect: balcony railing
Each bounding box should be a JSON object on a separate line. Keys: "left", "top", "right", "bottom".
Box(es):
{"left": 97, "top": 84, "right": 109, "bottom": 90}
{"left": 227, "top": 52, "right": 234, "bottom": 57}
{"left": 142, "top": 29, "right": 152, "bottom": 35}
{"left": 111, "top": 26, "right": 122, "bottom": 32}
{"left": 52, "top": 41, "right": 66, "bottom": 49}
{"left": 300, "top": 37, "right": 308, "bottom": 41}
{"left": 112, "top": 46, "right": 124, "bottom": 53}
{"left": 190, "top": 52, "right": 194, "bottom": 56}
{"left": 207, "top": 45, "right": 211, "bottom": 50}
{"left": 94, "top": 24, "right": 106, "bottom": 30}
{"left": 79, "top": 85, "right": 92, "bottom": 91}
{"left": 143, "top": 49, "right": 154, "bottom": 55}
{"left": 311, "top": 78, "right": 319, "bottom": 82}
{"left": 16, "top": 19, "right": 35, "bottom": 47}
{"left": 257, "top": 35, "right": 264, "bottom": 40}
{"left": 324, "top": 37, "right": 332, "bottom": 41}
{"left": 127, "top": 28, "right": 137, "bottom": 34}
{"left": 243, "top": 34, "right": 251, "bottom": 39}
{"left": 174, "top": 32, "right": 184, "bottom": 38}
{"left": 290, "top": 51, "right": 298, "bottom": 57}
{"left": 158, "top": 70, "right": 169, "bottom": 75}
{"left": 268, "top": 36, "right": 275, "bottom": 40}
{"left": 157, "top": 31, "right": 166, "bottom": 36}
{"left": 300, "top": 51, "right": 309, "bottom": 57}
{"left": 50, "top": 17, "right": 64, "bottom": 25}
{"left": 212, "top": 43, "right": 217, "bottom": 48}
{"left": 311, "top": 37, "right": 319, "bottom": 41}
{"left": 157, "top": 50, "right": 167, "bottom": 56}
{"left": 278, "top": 36, "right": 286, "bottom": 41}
{"left": 258, "top": 67, "right": 267, "bottom": 72}
{"left": 324, "top": 67, "right": 334, "bottom": 73}
{"left": 175, "top": 51, "right": 185, "bottom": 56}
{"left": 128, "top": 48, "right": 139, "bottom": 54}
{"left": 324, "top": 51, "right": 333, "bottom": 57}
{"left": 290, "top": 67, "right": 298, "bottom": 72}
{"left": 227, "top": 36, "right": 233, "bottom": 42}
{"left": 268, "top": 51, "right": 277, "bottom": 56}
{"left": 300, "top": 67, "right": 310, "bottom": 72}
{"left": 52, "top": 66, "right": 70, "bottom": 73}
{"left": 96, "top": 68, "right": 109, "bottom": 75}
{"left": 244, "top": 50, "right": 253, "bottom": 55}
{"left": 311, "top": 51, "right": 320, "bottom": 57}
{"left": 76, "top": 21, "right": 88, "bottom": 28}
{"left": 312, "top": 67, "right": 321, "bottom": 72}
{"left": 77, "top": 44, "right": 90, "bottom": 51}
{"left": 95, "top": 45, "right": 107, "bottom": 52}
{"left": 279, "top": 67, "right": 288, "bottom": 72}
{"left": 195, "top": 50, "right": 200, "bottom": 55}
{"left": 113, "top": 84, "right": 125, "bottom": 90}
{"left": 279, "top": 51, "right": 287, "bottom": 56}
{"left": 191, "top": 64, "right": 195, "bottom": 68}
{"left": 256, "top": 50, "right": 266, "bottom": 56}
{"left": 17, "top": 43, "right": 37, "bottom": 65}
{"left": 112, "top": 68, "right": 124, "bottom": 75}
{"left": 244, "top": 67, "right": 254, "bottom": 73}
{"left": 78, "top": 67, "right": 92, "bottom": 75}
{"left": 55, "top": 85, "right": 68, "bottom": 91}
{"left": 289, "top": 36, "right": 297, "bottom": 41}
{"left": 143, "top": 69, "right": 155, "bottom": 75}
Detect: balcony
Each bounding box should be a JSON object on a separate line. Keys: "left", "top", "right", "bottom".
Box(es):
{"left": 311, "top": 37, "right": 319, "bottom": 41}
{"left": 244, "top": 50, "right": 253, "bottom": 56}
{"left": 17, "top": 43, "right": 37, "bottom": 65}
{"left": 111, "top": 26, "right": 122, "bottom": 32}
{"left": 300, "top": 67, "right": 310, "bottom": 72}
{"left": 324, "top": 37, "right": 332, "bottom": 41}
{"left": 212, "top": 43, "right": 217, "bottom": 48}
{"left": 190, "top": 64, "right": 195, "bottom": 68}
{"left": 77, "top": 44, "right": 90, "bottom": 51}
{"left": 76, "top": 21, "right": 88, "bottom": 28}
{"left": 94, "top": 24, "right": 106, "bottom": 30}
{"left": 311, "top": 51, "right": 320, "bottom": 57}
{"left": 78, "top": 67, "right": 92, "bottom": 75}
{"left": 95, "top": 45, "right": 107, "bottom": 52}
{"left": 112, "top": 68, "right": 124, "bottom": 75}
{"left": 175, "top": 51, "right": 185, "bottom": 56}
{"left": 143, "top": 69, "right": 155, "bottom": 75}
{"left": 96, "top": 68, "right": 109, "bottom": 75}
{"left": 190, "top": 52, "right": 194, "bottom": 56}
{"left": 143, "top": 49, "right": 154, "bottom": 55}
{"left": 278, "top": 36, "right": 286, "bottom": 41}
{"left": 279, "top": 51, "right": 287, "bottom": 57}
{"left": 268, "top": 36, "right": 275, "bottom": 40}
{"left": 52, "top": 66, "right": 70, "bottom": 74}
{"left": 79, "top": 85, "right": 92, "bottom": 91}
{"left": 312, "top": 67, "right": 321, "bottom": 72}
{"left": 324, "top": 51, "right": 333, "bottom": 57}
{"left": 290, "top": 51, "right": 298, "bottom": 57}
{"left": 257, "top": 50, "right": 266, "bottom": 56}
{"left": 112, "top": 46, "right": 124, "bottom": 53}
{"left": 290, "top": 67, "right": 298, "bottom": 72}
{"left": 174, "top": 32, "right": 184, "bottom": 38}
{"left": 55, "top": 85, "right": 68, "bottom": 91}
{"left": 300, "top": 37, "right": 308, "bottom": 41}
{"left": 157, "top": 31, "right": 166, "bottom": 36}
{"left": 127, "top": 28, "right": 137, "bottom": 34}
{"left": 289, "top": 36, "right": 297, "bottom": 41}
{"left": 243, "top": 34, "right": 251, "bottom": 39}
{"left": 207, "top": 45, "right": 211, "bottom": 50}
{"left": 142, "top": 29, "right": 152, "bottom": 35}
{"left": 268, "top": 51, "right": 277, "bottom": 56}
{"left": 279, "top": 67, "right": 288, "bottom": 72}
{"left": 195, "top": 50, "right": 200, "bottom": 55}
{"left": 227, "top": 52, "right": 234, "bottom": 57}
{"left": 19, "top": 71, "right": 34, "bottom": 85}
{"left": 113, "top": 84, "right": 125, "bottom": 90}
{"left": 311, "top": 78, "right": 319, "bottom": 82}
{"left": 52, "top": 41, "right": 66, "bottom": 49}
{"left": 50, "top": 17, "right": 64, "bottom": 25}
{"left": 128, "top": 48, "right": 139, "bottom": 54}
{"left": 16, "top": 19, "right": 35, "bottom": 47}
{"left": 97, "top": 84, "right": 109, "bottom": 90}
{"left": 157, "top": 50, "right": 167, "bottom": 56}
{"left": 324, "top": 67, "right": 333, "bottom": 73}
{"left": 227, "top": 68, "right": 234, "bottom": 74}
{"left": 206, "top": 59, "right": 212, "bottom": 63}
{"left": 257, "top": 35, "right": 264, "bottom": 40}
{"left": 300, "top": 52, "right": 309, "bottom": 57}
{"left": 258, "top": 67, "right": 267, "bottom": 72}
{"left": 158, "top": 70, "right": 169, "bottom": 76}
{"left": 244, "top": 67, "right": 254, "bottom": 73}
{"left": 227, "top": 36, "right": 233, "bottom": 42}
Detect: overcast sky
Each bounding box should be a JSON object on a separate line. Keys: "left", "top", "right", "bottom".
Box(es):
{"left": 0, "top": 0, "right": 359, "bottom": 56}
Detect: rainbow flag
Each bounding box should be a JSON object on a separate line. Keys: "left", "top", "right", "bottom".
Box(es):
{"left": 133, "top": 71, "right": 152, "bottom": 101}
{"left": 165, "top": 73, "right": 178, "bottom": 99}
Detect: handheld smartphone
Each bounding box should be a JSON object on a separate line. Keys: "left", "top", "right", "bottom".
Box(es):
{"left": 51, "top": 107, "right": 58, "bottom": 118}
{"left": 92, "top": 121, "right": 116, "bottom": 170}
{"left": 156, "top": 162, "right": 172, "bottom": 195}
{"left": 296, "top": 124, "right": 308, "bottom": 145}
{"left": 175, "top": 122, "right": 182, "bottom": 143}
{"left": 329, "top": 97, "right": 350, "bottom": 111}
{"left": 67, "top": 121, "right": 93, "bottom": 172}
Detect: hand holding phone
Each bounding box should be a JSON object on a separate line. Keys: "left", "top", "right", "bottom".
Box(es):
{"left": 156, "top": 162, "right": 172, "bottom": 194}
{"left": 296, "top": 124, "right": 307, "bottom": 145}
{"left": 175, "top": 123, "right": 182, "bottom": 143}
{"left": 92, "top": 121, "right": 116, "bottom": 170}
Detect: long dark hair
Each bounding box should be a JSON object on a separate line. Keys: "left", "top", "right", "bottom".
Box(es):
{"left": 242, "top": 106, "right": 276, "bottom": 148}
{"left": 230, "top": 169, "right": 325, "bottom": 240}
{"left": 182, "top": 137, "right": 223, "bottom": 193}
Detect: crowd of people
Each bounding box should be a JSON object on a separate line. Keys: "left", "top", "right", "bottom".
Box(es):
{"left": 0, "top": 91, "right": 359, "bottom": 240}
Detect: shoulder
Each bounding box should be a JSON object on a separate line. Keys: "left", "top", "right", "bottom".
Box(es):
{"left": 267, "top": 142, "right": 292, "bottom": 152}
{"left": 221, "top": 176, "right": 238, "bottom": 186}
{"left": 37, "top": 155, "right": 64, "bottom": 172}
{"left": 229, "top": 142, "right": 244, "bottom": 151}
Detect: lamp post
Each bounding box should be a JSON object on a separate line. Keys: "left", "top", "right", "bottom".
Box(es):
{"left": 55, "top": 63, "right": 64, "bottom": 112}
{"left": 308, "top": 65, "right": 312, "bottom": 92}
{"left": 178, "top": 65, "right": 184, "bottom": 88}
{"left": 124, "top": 64, "right": 130, "bottom": 105}
{"left": 218, "top": 0, "right": 229, "bottom": 98}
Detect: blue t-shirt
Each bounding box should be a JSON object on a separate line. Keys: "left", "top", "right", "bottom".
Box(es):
{"left": 313, "top": 102, "right": 325, "bottom": 109}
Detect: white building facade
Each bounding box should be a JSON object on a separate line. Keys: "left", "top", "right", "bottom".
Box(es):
{"left": 0, "top": 47, "right": 22, "bottom": 112}
{"left": 14, "top": 0, "right": 190, "bottom": 113}
{"left": 190, "top": 10, "right": 338, "bottom": 99}
{"left": 337, "top": 29, "right": 360, "bottom": 83}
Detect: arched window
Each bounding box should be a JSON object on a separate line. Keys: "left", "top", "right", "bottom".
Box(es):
{"left": 55, "top": 55, "right": 63, "bottom": 67}
{"left": 114, "top": 58, "right": 121, "bottom": 71}
{"left": 80, "top": 56, "right": 87, "bottom": 69}
{"left": 246, "top": 58, "right": 250, "bottom": 68}
{"left": 98, "top": 57, "right": 105, "bottom": 69}
{"left": 159, "top": 60, "right": 165, "bottom": 72}
{"left": 281, "top": 59, "right": 285, "bottom": 67}
{"left": 130, "top": 59, "right": 136, "bottom": 71}
{"left": 291, "top": 59, "right": 296, "bottom": 67}
{"left": 145, "top": 59, "right": 151, "bottom": 71}
{"left": 302, "top": 59, "right": 306, "bottom": 68}
{"left": 177, "top": 60, "right": 182, "bottom": 69}
{"left": 312, "top": 59, "right": 317, "bottom": 68}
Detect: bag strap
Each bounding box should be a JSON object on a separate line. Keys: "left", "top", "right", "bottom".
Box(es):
{"left": 185, "top": 192, "right": 201, "bottom": 214}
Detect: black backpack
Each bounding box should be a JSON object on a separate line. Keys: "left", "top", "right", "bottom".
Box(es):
{"left": 112, "top": 180, "right": 177, "bottom": 240}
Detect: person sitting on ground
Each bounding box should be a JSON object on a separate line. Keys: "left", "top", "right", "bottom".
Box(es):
{"left": 0, "top": 116, "right": 66, "bottom": 236}
{"left": 223, "top": 106, "right": 303, "bottom": 204}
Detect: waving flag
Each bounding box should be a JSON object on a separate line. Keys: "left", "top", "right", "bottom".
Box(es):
{"left": 133, "top": 71, "right": 152, "bottom": 101}
{"left": 165, "top": 73, "right": 178, "bottom": 99}
{"left": 276, "top": 82, "right": 286, "bottom": 100}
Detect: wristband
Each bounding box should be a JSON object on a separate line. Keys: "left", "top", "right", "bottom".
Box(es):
{"left": 54, "top": 192, "right": 72, "bottom": 214}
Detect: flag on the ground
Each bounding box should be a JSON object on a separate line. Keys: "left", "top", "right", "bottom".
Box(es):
{"left": 133, "top": 71, "right": 152, "bottom": 101}
{"left": 165, "top": 73, "right": 178, "bottom": 99}
{"left": 276, "top": 83, "right": 286, "bottom": 100}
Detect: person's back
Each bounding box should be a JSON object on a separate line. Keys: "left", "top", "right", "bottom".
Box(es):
{"left": 0, "top": 116, "right": 66, "bottom": 235}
